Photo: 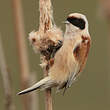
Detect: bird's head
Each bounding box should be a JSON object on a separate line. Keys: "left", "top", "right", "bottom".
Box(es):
{"left": 64, "top": 13, "right": 89, "bottom": 37}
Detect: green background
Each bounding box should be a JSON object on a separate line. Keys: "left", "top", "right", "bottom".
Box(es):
{"left": 0, "top": 0, "right": 110, "bottom": 110}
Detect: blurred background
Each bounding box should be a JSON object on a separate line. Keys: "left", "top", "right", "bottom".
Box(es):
{"left": 0, "top": 0, "right": 110, "bottom": 110}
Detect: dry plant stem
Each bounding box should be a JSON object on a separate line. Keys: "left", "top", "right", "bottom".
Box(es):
{"left": 99, "top": 0, "right": 110, "bottom": 19}
{"left": 45, "top": 89, "right": 52, "bottom": 110}
{"left": 0, "top": 34, "right": 15, "bottom": 110}
{"left": 39, "top": 0, "right": 53, "bottom": 31}
{"left": 11, "top": 0, "right": 31, "bottom": 110}
{"left": 39, "top": 0, "right": 53, "bottom": 110}
{"left": 99, "top": 0, "right": 110, "bottom": 92}
{"left": 44, "top": 69, "right": 52, "bottom": 110}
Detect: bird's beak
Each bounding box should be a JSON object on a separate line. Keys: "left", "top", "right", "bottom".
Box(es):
{"left": 62, "top": 21, "right": 69, "bottom": 24}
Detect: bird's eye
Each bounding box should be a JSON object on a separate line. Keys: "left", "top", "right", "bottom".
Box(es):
{"left": 67, "top": 17, "right": 85, "bottom": 30}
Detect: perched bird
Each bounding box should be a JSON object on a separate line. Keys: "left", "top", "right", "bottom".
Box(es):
{"left": 17, "top": 13, "right": 91, "bottom": 95}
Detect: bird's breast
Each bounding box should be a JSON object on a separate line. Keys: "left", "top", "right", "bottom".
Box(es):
{"left": 49, "top": 44, "right": 76, "bottom": 83}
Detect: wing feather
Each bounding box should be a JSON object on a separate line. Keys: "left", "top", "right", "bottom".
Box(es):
{"left": 65, "top": 36, "right": 91, "bottom": 89}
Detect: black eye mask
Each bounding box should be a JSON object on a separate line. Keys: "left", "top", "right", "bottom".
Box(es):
{"left": 67, "top": 17, "right": 85, "bottom": 30}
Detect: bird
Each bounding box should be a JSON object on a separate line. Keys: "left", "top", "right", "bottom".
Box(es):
{"left": 17, "top": 13, "right": 91, "bottom": 95}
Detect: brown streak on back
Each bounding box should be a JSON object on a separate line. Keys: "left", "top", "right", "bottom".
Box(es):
{"left": 73, "top": 45, "right": 80, "bottom": 61}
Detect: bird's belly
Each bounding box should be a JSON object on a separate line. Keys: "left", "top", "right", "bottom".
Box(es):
{"left": 49, "top": 50, "right": 76, "bottom": 84}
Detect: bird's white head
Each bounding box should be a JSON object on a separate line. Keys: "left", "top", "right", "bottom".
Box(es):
{"left": 64, "top": 13, "right": 90, "bottom": 37}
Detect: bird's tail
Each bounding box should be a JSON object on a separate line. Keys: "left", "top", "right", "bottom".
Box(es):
{"left": 17, "top": 76, "right": 54, "bottom": 95}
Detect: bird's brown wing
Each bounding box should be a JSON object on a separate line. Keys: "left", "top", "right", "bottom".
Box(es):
{"left": 74, "top": 36, "right": 91, "bottom": 75}
{"left": 65, "top": 36, "right": 91, "bottom": 89}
